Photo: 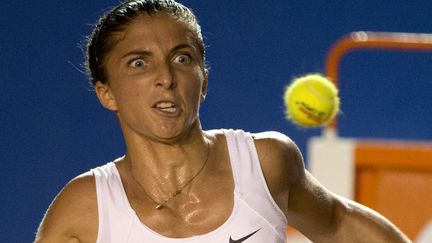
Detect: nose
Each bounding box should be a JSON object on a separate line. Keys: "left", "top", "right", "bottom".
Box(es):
{"left": 155, "top": 63, "right": 176, "bottom": 89}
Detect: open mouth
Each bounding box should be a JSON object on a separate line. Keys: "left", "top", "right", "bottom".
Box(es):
{"left": 154, "top": 101, "right": 177, "bottom": 113}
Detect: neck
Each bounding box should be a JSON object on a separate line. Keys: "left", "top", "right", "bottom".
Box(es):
{"left": 122, "top": 121, "right": 209, "bottom": 184}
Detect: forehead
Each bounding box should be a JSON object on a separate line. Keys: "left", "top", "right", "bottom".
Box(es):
{"left": 111, "top": 13, "right": 197, "bottom": 53}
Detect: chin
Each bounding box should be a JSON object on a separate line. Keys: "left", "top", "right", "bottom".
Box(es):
{"left": 154, "top": 121, "right": 199, "bottom": 143}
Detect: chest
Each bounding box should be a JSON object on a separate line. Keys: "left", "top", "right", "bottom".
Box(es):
{"left": 130, "top": 173, "right": 234, "bottom": 238}
{"left": 118, "top": 192, "right": 287, "bottom": 243}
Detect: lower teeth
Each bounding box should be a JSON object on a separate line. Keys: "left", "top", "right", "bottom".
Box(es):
{"left": 161, "top": 108, "right": 175, "bottom": 113}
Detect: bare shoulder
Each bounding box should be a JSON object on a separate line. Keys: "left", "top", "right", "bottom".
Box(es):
{"left": 35, "top": 171, "right": 98, "bottom": 243}
{"left": 204, "top": 129, "right": 228, "bottom": 150}
{"left": 252, "top": 131, "right": 305, "bottom": 179}
{"left": 252, "top": 130, "right": 299, "bottom": 154}
{"left": 251, "top": 131, "right": 306, "bottom": 213}
{"left": 204, "top": 129, "right": 225, "bottom": 139}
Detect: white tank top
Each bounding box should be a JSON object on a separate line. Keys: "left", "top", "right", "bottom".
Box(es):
{"left": 91, "top": 129, "right": 288, "bottom": 243}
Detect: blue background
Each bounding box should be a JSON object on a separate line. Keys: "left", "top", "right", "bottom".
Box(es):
{"left": 1, "top": 1, "right": 431, "bottom": 242}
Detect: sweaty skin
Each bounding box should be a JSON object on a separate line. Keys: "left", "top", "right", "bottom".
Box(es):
{"left": 35, "top": 12, "right": 411, "bottom": 243}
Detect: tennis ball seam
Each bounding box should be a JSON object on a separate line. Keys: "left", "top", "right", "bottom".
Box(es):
{"left": 305, "top": 82, "right": 336, "bottom": 105}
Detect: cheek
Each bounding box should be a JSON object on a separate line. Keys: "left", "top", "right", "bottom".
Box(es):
{"left": 111, "top": 81, "right": 149, "bottom": 109}
{"left": 183, "top": 75, "right": 204, "bottom": 102}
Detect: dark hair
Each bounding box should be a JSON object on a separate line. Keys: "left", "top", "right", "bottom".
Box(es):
{"left": 85, "top": 0, "right": 206, "bottom": 86}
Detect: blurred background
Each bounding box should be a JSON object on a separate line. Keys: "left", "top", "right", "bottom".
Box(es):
{"left": 1, "top": 0, "right": 431, "bottom": 242}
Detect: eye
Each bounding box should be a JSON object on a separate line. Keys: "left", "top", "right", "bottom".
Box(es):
{"left": 129, "top": 58, "right": 146, "bottom": 68}
{"left": 173, "top": 54, "right": 191, "bottom": 65}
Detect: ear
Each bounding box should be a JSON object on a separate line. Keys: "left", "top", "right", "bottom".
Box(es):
{"left": 200, "top": 70, "right": 209, "bottom": 103}
{"left": 94, "top": 81, "right": 118, "bottom": 112}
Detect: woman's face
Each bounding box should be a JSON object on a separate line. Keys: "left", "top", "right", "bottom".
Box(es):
{"left": 95, "top": 13, "right": 208, "bottom": 143}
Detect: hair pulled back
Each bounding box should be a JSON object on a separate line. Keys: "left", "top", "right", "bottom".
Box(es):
{"left": 85, "top": 0, "right": 205, "bottom": 86}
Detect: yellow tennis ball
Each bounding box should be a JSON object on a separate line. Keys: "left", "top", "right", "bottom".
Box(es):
{"left": 284, "top": 74, "right": 340, "bottom": 127}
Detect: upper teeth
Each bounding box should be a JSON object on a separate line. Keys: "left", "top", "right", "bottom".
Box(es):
{"left": 156, "top": 102, "right": 175, "bottom": 108}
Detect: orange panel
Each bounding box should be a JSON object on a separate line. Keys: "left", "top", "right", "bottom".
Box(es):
{"left": 355, "top": 140, "right": 432, "bottom": 171}
{"left": 355, "top": 140, "right": 432, "bottom": 240}
{"left": 355, "top": 169, "right": 379, "bottom": 209}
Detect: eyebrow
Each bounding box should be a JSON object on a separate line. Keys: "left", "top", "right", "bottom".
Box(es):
{"left": 171, "top": 43, "right": 194, "bottom": 53}
{"left": 121, "top": 50, "right": 152, "bottom": 59}
{"left": 121, "top": 43, "right": 195, "bottom": 59}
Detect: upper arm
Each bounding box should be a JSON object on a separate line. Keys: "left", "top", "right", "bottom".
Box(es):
{"left": 254, "top": 131, "right": 411, "bottom": 242}
{"left": 254, "top": 131, "right": 303, "bottom": 215}
{"left": 287, "top": 169, "right": 341, "bottom": 240}
{"left": 35, "top": 172, "right": 98, "bottom": 243}
{"left": 254, "top": 131, "right": 339, "bottom": 241}
{"left": 276, "top": 143, "right": 411, "bottom": 242}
